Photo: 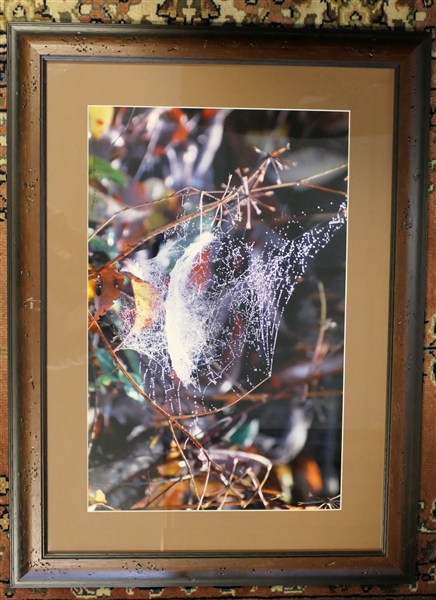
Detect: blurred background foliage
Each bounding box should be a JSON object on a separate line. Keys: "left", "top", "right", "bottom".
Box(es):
{"left": 87, "top": 106, "right": 348, "bottom": 511}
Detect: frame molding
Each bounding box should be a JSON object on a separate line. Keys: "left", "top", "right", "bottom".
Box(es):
{"left": 7, "top": 23, "right": 431, "bottom": 587}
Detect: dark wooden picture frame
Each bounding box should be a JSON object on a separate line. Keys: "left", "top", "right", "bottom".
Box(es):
{"left": 7, "top": 23, "right": 430, "bottom": 588}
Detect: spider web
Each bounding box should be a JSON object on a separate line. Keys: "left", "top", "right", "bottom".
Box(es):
{"left": 116, "top": 198, "right": 347, "bottom": 416}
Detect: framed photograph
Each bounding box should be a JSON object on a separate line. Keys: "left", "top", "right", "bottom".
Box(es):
{"left": 7, "top": 24, "right": 430, "bottom": 587}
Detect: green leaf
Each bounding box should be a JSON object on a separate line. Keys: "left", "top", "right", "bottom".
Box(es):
{"left": 119, "top": 372, "right": 145, "bottom": 403}
{"left": 96, "top": 374, "right": 113, "bottom": 389}
{"left": 93, "top": 348, "right": 145, "bottom": 402}
{"left": 228, "top": 419, "right": 259, "bottom": 448}
{"left": 122, "top": 349, "right": 141, "bottom": 374}
{"left": 89, "top": 235, "right": 109, "bottom": 255}
{"left": 89, "top": 155, "right": 126, "bottom": 186}
{"left": 94, "top": 347, "right": 116, "bottom": 375}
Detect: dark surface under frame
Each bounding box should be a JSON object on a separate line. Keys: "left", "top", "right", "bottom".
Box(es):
{"left": 7, "top": 24, "right": 430, "bottom": 588}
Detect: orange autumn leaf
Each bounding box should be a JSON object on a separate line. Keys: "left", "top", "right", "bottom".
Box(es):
{"left": 92, "top": 265, "right": 124, "bottom": 320}
{"left": 158, "top": 480, "right": 188, "bottom": 508}
{"left": 152, "top": 109, "right": 189, "bottom": 155}
{"left": 168, "top": 108, "right": 189, "bottom": 144}
{"left": 202, "top": 109, "right": 220, "bottom": 121}
{"left": 305, "top": 460, "right": 323, "bottom": 492}
{"left": 130, "top": 277, "right": 161, "bottom": 335}
{"left": 189, "top": 246, "right": 211, "bottom": 291}
{"left": 130, "top": 479, "right": 186, "bottom": 510}
{"left": 298, "top": 457, "right": 323, "bottom": 493}
{"left": 157, "top": 458, "right": 182, "bottom": 477}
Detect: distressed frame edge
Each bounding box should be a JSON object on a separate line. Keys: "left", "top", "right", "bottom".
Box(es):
{"left": 6, "top": 22, "right": 431, "bottom": 588}
{"left": 385, "top": 31, "right": 431, "bottom": 581}
{"left": 8, "top": 22, "right": 45, "bottom": 587}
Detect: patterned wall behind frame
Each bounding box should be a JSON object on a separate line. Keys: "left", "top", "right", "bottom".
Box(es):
{"left": 0, "top": 3, "right": 435, "bottom": 599}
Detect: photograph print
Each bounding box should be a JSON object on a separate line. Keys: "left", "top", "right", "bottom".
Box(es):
{"left": 87, "top": 106, "right": 349, "bottom": 512}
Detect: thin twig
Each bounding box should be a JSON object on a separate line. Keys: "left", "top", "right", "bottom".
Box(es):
{"left": 168, "top": 419, "right": 202, "bottom": 507}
